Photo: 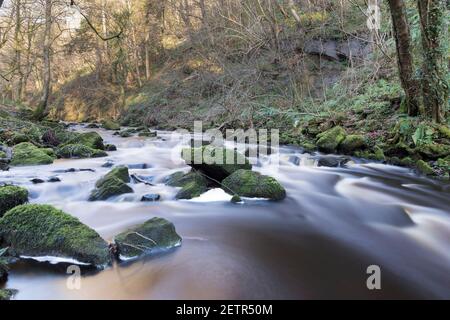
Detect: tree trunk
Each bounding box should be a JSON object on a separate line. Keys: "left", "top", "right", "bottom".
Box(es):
{"left": 387, "top": 0, "right": 420, "bottom": 116}
{"left": 417, "top": 0, "right": 448, "bottom": 123}
{"left": 13, "top": 0, "right": 23, "bottom": 101}
{"left": 34, "top": 0, "right": 52, "bottom": 121}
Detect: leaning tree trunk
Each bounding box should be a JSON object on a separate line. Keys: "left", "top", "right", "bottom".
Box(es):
{"left": 34, "top": 0, "right": 52, "bottom": 121}
{"left": 387, "top": 0, "right": 421, "bottom": 116}
{"left": 417, "top": 0, "right": 448, "bottom": 123}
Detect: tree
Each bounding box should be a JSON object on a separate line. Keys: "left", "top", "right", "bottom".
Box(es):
{"left": 33, "top": 0, "right": 52, "bottom": 120}
{"left": 417, "top": 0, "right": 448, "bottom": 123}
{"left": 387, "top": 0, "right": 420, "bottom": 116}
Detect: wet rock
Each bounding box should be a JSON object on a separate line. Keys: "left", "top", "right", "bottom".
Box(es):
{"left": 165, "top": 171, "right": 209, "bottom": 200}
{"left": 417, "top": 143, "right": 450, "bottom": 160}
{"left": 231, "top": 195, "right": 242, "bottom": 203}
{"left": 102, "top": 160, "right": 115, "bottom": 168}
{"left": 316, "top": 155, "right": 350, "bottom": 168}
{"left": 141, "top": 194, "right": 161, "bottom": 202}
{"left": 85, "top": 123, "right": 100, "bottom": 129}
{"left": 47, "top": 176, "right": 61, "bottom": 183}
{"left": 0, "top": 185, "right": 28, "bottom": 217}
{"left": 31, "top": 178, "right": 45, "bottom": 184}
{"left": 138, "top": 131, "right": 157, "bottom": 137}
{"left": 288, "top": 155, "right": 300, "bottom": 166}
{"left": 417, "top": 160, "right": 434, "bottom": 176}
{"left": 221, "top": 169, "right": 286, "bottom": 201}
{"left": 316, "top": 126, "right": 346, "bottom": 153}
{"left": 181, "top": 146, "right": 252, "bottom": 181}
{"left": 56, "top": 144, "right": 107, "bottom": 159}
{"left": 0, "top": 204, "right": 111, "bottom": 267}
{"left": 67, "top": 132, "right": 105, "bottom": 150}
{"left": 0, "top": 289, "right": 18, "bottom": 300}
{"left": 127, "top": 163, "right": 151, "bottom": 169}
{"left": 131, "top": 174, "right": 155, "bottom": 185}
{"left": 11, "top": 142, "right": 54, "bottom": 166}
{"left": 105, "top": 144, "right": 117, "bottom": 151}
{"left": 114, "top": 217, "right": 182, "bottom": 260}
{"left": 89, "top": 166, "right": 133, "bottom": 201}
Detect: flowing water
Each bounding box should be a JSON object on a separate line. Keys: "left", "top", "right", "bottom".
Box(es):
{"left": 1, "top": 125, "right": 449, "bottom": 299}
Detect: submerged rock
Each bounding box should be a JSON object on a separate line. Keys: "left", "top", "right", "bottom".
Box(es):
{"left": 56, "top": 144, "right": 107, "bottom": 159}
{"left": 30, "top": 178, "right": 45, "bottom": 184}
{"left": 102, "top": 160, "right": 115, "bottom": 168}
{"left": 11, "top": 142, "right": 54, "bottom": 166}
{"left": 0, "top": 204, "right": 111, "bottom": 267}
{"left": 89, "top": 166, "right": 133, "bottom": 201}
{"left": 104, "top": 144, "right": 117, "bottom": 151}
{"left": 221, "top": 169, "right": 286, "bottom": 201}
{"left": 181, "top": 146, "right": 252, "bottom": 181}
{"left": 316, "top": 126, "right": 346, "bottom": 153}
{"left": 114, "top": 217, "right": 182, "bottom": 260}
{"left": 316, "top": 155, "right": 350, "bottom": 167}
{"left": 165, "top": 171, "right": 209, "bottom": 200}
{"left": 141, "top": 194, "right": 161, "bottom": 202}
{"left": 0, "top": 185, "right": 28, "bottom": 217}
{"left": 0, "top": 289, "right": 18, "bottom": 300}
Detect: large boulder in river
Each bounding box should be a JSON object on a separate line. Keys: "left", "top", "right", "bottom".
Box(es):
{"left": 114, "top": 217, "right": 182, "bottom": 261}
{"left": 221, "top": 169, "right": 286, "bottom": 201}
{"left": 11, "top": 142, "right": 54, "bottom": 166}
{"left": 0, "top": 204, "right": 111, "bottom": 267}
{"left": 316, "top": 126, "right": 346, "bottom": 153}
{"left": 101, "top": 120, "right": 121, "bottom": 131}
{"left": 0, "top": 185, "right": 28, "bottom": 217}
{"left": 56, "top": 144, "right": 107, "bottom": 159}
{"left": 89, "top": 166, "right": 133, "bottom": 201}
{"left": 67, "top": 132, "right": 105, "bottom": 150}
{"left": 165, "top": 171, "right": 209, "bottom": 199}
{"left": 181, "top": 146, "right": 252, "bottom": 181}
{"left": 0, "top": 289, "right": 18, "bottom": 300}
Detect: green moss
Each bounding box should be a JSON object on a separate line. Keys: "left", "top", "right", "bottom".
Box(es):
{"left": 0, "top": 204, "right": 111, "bottom": 267}
{"left": 89, "top": 167, "right": 132, "bottom": 201}
{"left": 164, "top": 171, "right": 186, "bottom": 186}
{"left": 41, "top": 148, "right": 56, "bottom": 158}
{"left": 417, "top": 143, "right": 450, "bottom": 160}
{"left": 66, "top": 132, "right": 105, "bottom": 150}
{"left": 138, "top": 131, "right": 157, "bottom": 137}
{"left": 114, "top": 217, "right": 182, "bottom": 260}
{"left": 231, "top": 195, "right": 242, "bottom": 203}
{"left": 101, "top": 120, "right": 121, "bottom": 130}
{"left": 417, "top": 160, "right": 434, "bottom": 176}
{"left": 0, "top": 185, "right": 28, "bottom": 217}
{"left": 56, "top": 144, "right": 107, "bottom": 159}
{"left": 339, "top": 134, "right": 366, "bottom": 153}
{"left": 437, "top": 125, "right": 450, "bottom": 139}
{"left": 181, "top": 146, "right": 252, "bottom": 181}
{"left": 400, "top": 157, "right": 415, "bottom": 167}
{"left": 316, "top": 126, "right": 346, "bottom": 153}
{"left": 0, "top": 289, "right": 18, "bottom": 300}
{"left": 436, "top": 157, "right": 450, "bottom": 172}
{"left": 0, "top": 151, "right": 6, "bottom": 158}
{"left": 165, "top": 171, "right": 209, "bottom": 199}
{"left": 373, "top": 146, "right": 386, "bottom": 161}
{"left": 11, "top": 142, "right": 54, "bottom": 166}
{"left": 222, "top": 169, "right": 286, "bottom": 201}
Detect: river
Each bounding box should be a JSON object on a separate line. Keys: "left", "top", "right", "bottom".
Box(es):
{"left": 1, "top": 125, "right": 449, "bottom": 299}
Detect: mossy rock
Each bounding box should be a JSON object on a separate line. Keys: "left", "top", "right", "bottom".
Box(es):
{"left": 385, "top": 142, "right": 414, "bottom": 158}
{"left": 0, "top": 151, "right": 6, "bottom": 158}
{"left": 10, "top": 132, "right": 30, "bottom": 145}
{"left": 138, "top": 131, "right": 157, "bottom": 137}
{"left": 89, "top": 166, "right": 133, "bottom": 201}
{"left": 0, "top": 185, "right": 28, "bottom": 217}
{"left": 166, "top": 171, "right": 209, "bottom": 199}
{"left": 339, "top": 135, "right": 366, "bottom": 153}
{"left": 416, "top": 160, "right": 434, "bottom": 176}
{"left": 181, "top": 146, "right": 252, "bottom": 181}
{"left": 67, "top": 132, "right": 105, "bottom": 150}
{"left": 417, "top": 143, "right": 450, "bottom": 160}
{"left": 101, "top": 120, "right": 121, "bottom": 131}
{"left": 221, "top": 169, "right": 286, "bottom": 201}
{"left": 56, "top": 144, "right": 107, "bottom": 159}
{"left": 41, "top": 148, "right": 56, "bottom": 158}
{"left": 114, "top": 217, "right": 181, "bottom": 260}
{"left": 0, "top": 289, "right": 18, "bottom": 300}
{"left": 436, "top": 157, "right": 450, "bottom": 172}
{"left": 0, "top": 204, "right": 111, "bottom": 267}
{"left": 11, "top": 142, "right": 54, "bottom": 166}
{"left": 316, "top": 126, "right": 346, "bottom": 153}
{"left": 437, "top": 125, "right": 450, "bottom": 139}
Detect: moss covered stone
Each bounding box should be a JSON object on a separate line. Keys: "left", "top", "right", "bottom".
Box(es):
{"left": 114, "top": 217, "right": 182, "bottom": 260}
{"left": 56, "top": 144, "right": 107, "bottom": 159}
{"left": 417, "top": 143, "right": 450, "bottom": 160}
{"left": 101, "top": 120, "right": 121, "bottom": 131}
{"left": 0, "top": 204, "right": 111, "bottom": 267}
{"left": 89, "top": 166, "right": 133, "bottom": 201}
{"left": 181, "top": 146, "right": 252, "bottom": 181}
{"left": 0, "top": 289, "right": 18, "bottom": 300}
{"left": 67, "top": 132, "right": 105, "bottom": 150}
{"left": 221, "top": 169, "right": 286, "bottom": 201}
{"left": 166, "top": 171, "right": 209, "bottom": 199}
{"left": 416, "top": 160, "right": 434, "bottom": 176}
{"left": 11, "top": 142, "right": 54, "bottom": 166}
{"left": 316, "top": 126, "right": 346, "bottom": 153}
{"left": 339, "top": 134, "right": 366, "bottom": 153}
{"left": 437, "top": 125, "right": 450, "bottom": 139}
{"left": 0, "top": 185, "right": 28, "bottom": 217}
{"left": 0, "top": 151, "right": 6, "bottom": 158}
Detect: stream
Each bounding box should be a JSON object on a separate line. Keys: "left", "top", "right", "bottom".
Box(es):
{"left": 1, "top": 125, "right": 449, "bottom": 299}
